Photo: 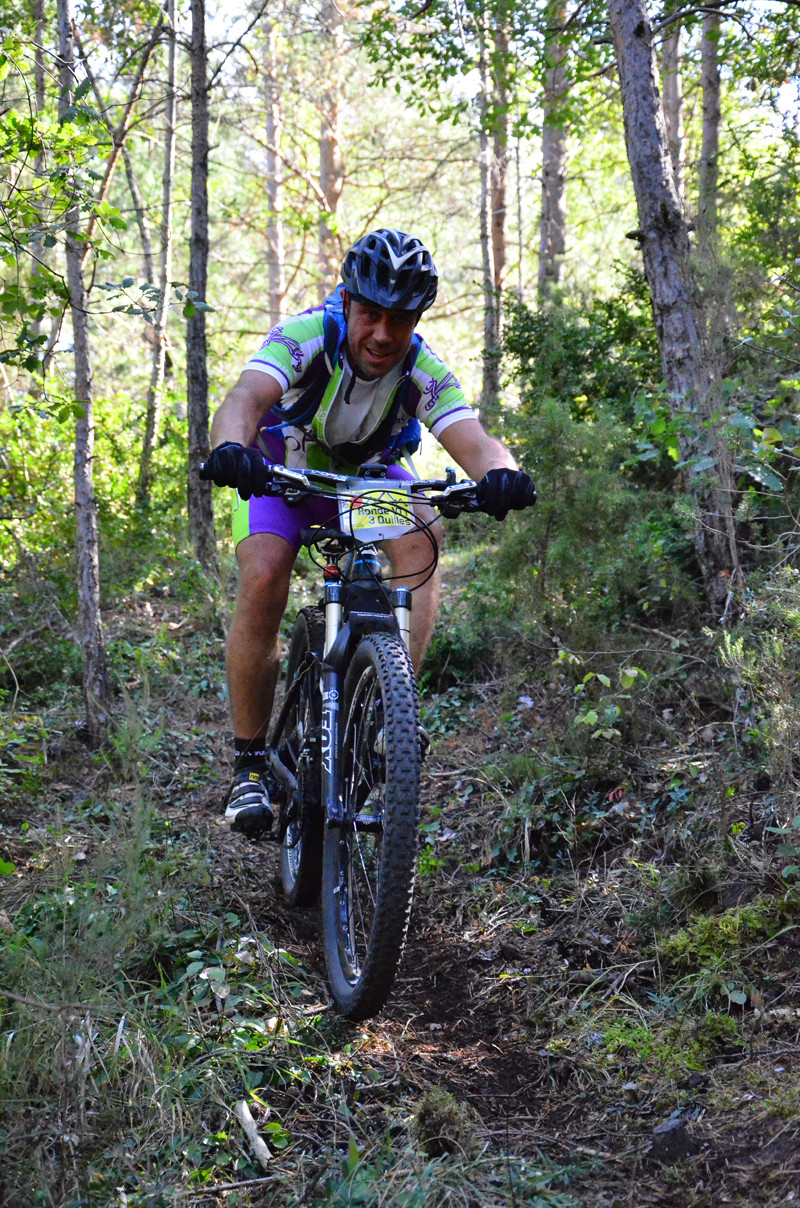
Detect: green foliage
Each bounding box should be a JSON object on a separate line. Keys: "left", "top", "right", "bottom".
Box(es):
{"left": 412, "top": 1086, "right": 482, "bottom": 1159}
{"left": 655, "top": 897, "right": 794, "bottom": 1016}
{"left": 0, "top": 30, "right": 127, "bottom": 372}
{"left": 503, "top": 272, "right": 662, "bottom": 426}
{"left": 500, "top": 394, "right": 696, "bottom": 628}
{"left": 729, "top": 129, "right": 800, "bottom": 274}
{"left": 661, "top": 902, "right": 774, "bottom": 970}
{"left": 718, "top": 568, "right": 800, "bottom": 801}
{"left": 499, "top": 283, "right": 698, "bottom": 628}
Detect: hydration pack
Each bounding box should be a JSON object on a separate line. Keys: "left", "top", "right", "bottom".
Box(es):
{"left": 260, "top": 284, "right": 423, "bottom": 464}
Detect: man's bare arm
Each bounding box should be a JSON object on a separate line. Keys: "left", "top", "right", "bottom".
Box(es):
{"left": 436, "top": 418, "right": 518, "bottom": 481}
{"left": 210, "top": 369, "right": 285, "bottom": 449}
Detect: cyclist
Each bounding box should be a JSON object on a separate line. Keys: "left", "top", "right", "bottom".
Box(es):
{"left": 206, "top": 228, "right": 536, "bottom": 834}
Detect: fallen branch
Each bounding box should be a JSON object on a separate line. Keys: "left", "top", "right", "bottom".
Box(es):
{"left": 233, "top": 1100, "right": 272, "bottom": 1170}
{"left": 187, "top": 1175, "right": 274, "bottom": 1197}
{"left": 0, "top": 988, "right": 104, "bottom": 1013}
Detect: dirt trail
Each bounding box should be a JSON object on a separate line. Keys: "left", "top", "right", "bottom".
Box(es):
{"left": 201, "top": 786, "right": 800, "bottom": 1208}
{"left": 130, "top": 598, "right": 799, "bottom": 1207}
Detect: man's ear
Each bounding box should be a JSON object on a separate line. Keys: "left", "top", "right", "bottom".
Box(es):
{"left": 342, "top": 289, "right": 350, "bottom": 320}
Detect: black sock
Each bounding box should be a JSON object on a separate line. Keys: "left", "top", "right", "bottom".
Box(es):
{"left": 233, "top": 738, "right": 268, "bottom": 775}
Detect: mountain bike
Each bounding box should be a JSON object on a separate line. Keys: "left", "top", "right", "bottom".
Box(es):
{"left": 203, "top": 459, "right": 484, "bottom": 1020}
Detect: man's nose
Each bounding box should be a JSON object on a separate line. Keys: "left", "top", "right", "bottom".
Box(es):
{"left": 372, "top": 316, "right": 393, "bottom": 344}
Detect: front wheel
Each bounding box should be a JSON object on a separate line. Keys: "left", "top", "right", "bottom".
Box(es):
{"left": 276, "top": 607, "right": 325, "bottom": 907}
{"left": 321, "top": 632, "right": 420, "bottom": 1020}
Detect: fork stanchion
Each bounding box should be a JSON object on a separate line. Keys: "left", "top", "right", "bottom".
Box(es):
{"left": 390, "top": 587, "right": 412, "bottom": 653}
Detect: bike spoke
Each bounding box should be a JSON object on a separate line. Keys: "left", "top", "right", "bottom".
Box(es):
{"left": 337, "top": 664, "right": 387, "bottom": 978}
{"left": 322, "top": 632, "right": 419, "bottom": 1019}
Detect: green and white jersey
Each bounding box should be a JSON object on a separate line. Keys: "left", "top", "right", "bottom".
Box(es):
{"left": 244, "top": 303, "right": 476, "bottom": 472}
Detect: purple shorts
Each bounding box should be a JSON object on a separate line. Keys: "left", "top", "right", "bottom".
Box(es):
{"left": 231, "top": 430, "right": 415, "bottom": 555}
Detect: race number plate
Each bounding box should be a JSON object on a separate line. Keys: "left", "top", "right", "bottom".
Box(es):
{"left": 337, "top": 481, "right": 414, "bottom": 543}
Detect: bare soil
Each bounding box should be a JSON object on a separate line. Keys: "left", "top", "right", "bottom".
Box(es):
{"left": 202, "top": 766, "right": 800, "bottom": 1208}
{"left": 6, "top": 591, "right": 798, "bottom": 1207}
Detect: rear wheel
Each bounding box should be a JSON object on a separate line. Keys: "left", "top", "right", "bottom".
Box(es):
{"left": 321, "top": 632, "right": 420, "bottom": 1020}
{"left": 276, "top": 607, "right": 325, "bottom": 906}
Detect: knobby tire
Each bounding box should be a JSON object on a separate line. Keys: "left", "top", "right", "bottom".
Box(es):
{"left": 276, "top": 607, "right": 325, "bottom": 906}
{"left": 321, "top": 632, "right": 420, "bottom": 1020}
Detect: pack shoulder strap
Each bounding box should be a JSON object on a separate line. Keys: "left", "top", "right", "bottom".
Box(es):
{"left": 269, "top": 286, "right": 346, "bottom": 429}
{"left": 323, "top": 335, "right": 423, "bottom": 466}
{"left": 260, "top": 286, "right": 423, "bottom": 460}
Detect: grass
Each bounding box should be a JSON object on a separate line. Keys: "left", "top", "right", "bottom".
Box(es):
{"left": 3, "top": 559, "right": 800, "bottom": 1205}
{"left": 0, "top": 597, "right": 585, "bottom": 1206}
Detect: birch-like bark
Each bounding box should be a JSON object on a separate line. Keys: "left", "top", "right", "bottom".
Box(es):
{"left": 318, "top": 0, "right": 343, "bottom": 301}
{"left": 660, "top": 5, "right": 684, "bottom": 200}
{"left": 607, "top": 0, "right": 739, "bottom": 610}
{"left": 34, "top": 0, "right": 46, "bottom": 109}
{"left": 698, "top": 0, "right": 721, "bottom": 250}
{"left": 264, "top": 18, "right": 285, "bottom": 325}
{"left": 30, "top": 0, "right": 48, "bottom": 357}
{"left": 137, "top": 0, "right": 177, "bottom": 510}
{"left": 491, "top": 8, "right": 510, "bottom": 298}
{"left": 477, "top": 26, "right": 500, "bottom": 428}
{"left": 516, "top": 135, "right": 524, "bottom": 300}
{"left": 57, "top": 0, "right": 108, "bottom": 745}
{"left": 186, "top": 0, "right": 216, "bottom": 568}
{"left": 123, "top": 146, "right": 155, "bottom": 286}
{"left": 30, "top": 0, "right": 51, "bottom": 375}
{"left": 538, "top": 2, "right": 569, "bottom": 300}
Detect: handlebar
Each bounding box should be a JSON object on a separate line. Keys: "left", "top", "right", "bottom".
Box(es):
{"left": 199, "top": 457, "right": 482, "bottom": 517}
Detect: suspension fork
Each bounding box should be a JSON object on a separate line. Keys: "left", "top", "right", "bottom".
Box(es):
{"left": 321, "top": 575, "right": 345, "bottom": 827}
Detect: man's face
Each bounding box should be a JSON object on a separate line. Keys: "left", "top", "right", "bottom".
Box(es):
{"left": 342, "top": 292, "right": 418, "bottom": 381}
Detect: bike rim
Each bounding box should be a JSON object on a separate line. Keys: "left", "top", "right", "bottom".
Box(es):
{"left": 335, "top": 667, "right": 385, "bottom": 985}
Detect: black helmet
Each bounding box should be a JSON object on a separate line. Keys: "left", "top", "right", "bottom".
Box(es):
{"left": 341, "top": 228, "right": 438, "bottom": 313}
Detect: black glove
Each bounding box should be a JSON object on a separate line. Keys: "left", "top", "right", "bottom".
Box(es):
{"left": 475, "top": 468, "right": 537, "bottom": 521}
{"left": 207, "top": 442, "right": 269, "bottom": 500}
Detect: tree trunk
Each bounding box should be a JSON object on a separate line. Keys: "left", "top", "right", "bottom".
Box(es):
{"left": 607, "top": 0, "right": 739, "bottom": 612}
{"left": 30, "top": 0, "right": 49, "bottom": 368}
{"left": 264, "top": 17, "right": 286, "bottom": 326}
{"left": 491, "top": 9, "right": 510, "bottom": 299}
{"left": 57, "top": 0, "right": 108, "bottom": 745}
{"left": 137, "top": 0, "right": 177, "bottom": 510}
{"left": 34, "top": 0, "right": 46, "bottom": 109}
{"left": 186, "top": 0, "right": 216, "bottom": 567}
{"left": 698, "top": 0, "right": 721, "bottom": 250}
{"left": 516, "top": 135, "right": 525, "bottom": 300}
{"left": 538, "top": 2, "right": 569, "bottom": 300}
{"left": 123, "top": 146, "right": 156, "bottom": 286}
{"left": 660, "top": 5, "right": 684, "bottom": 201}
{"left": 318, "top": 0, "right": 343, "bottom": 301}
{"left": 477, "top": 24, "right": 500, "bottom": 428}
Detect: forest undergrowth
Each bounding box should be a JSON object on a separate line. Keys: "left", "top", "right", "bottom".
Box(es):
{"left": 1, "top": 543, "right": 800, "bottom": 1208}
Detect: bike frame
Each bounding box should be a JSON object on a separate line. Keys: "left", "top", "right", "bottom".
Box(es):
{"left": 251, "top": 461, "right": 475, "bottom": 838}
{"left": 267, "top": 535, "right": 412, "bottom": 832}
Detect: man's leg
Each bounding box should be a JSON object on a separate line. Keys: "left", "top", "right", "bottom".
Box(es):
{"left": 227, "top": 531, "right": 296, "bottom": 738}
{"left": 383, "top": 516, "right": 443, "bottom": 674}
{"left": 224, "top": 531, "right": 296, "bottom": 832}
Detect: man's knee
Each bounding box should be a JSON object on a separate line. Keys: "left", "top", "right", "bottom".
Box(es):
{"left": 387, "top": 520, "right": 443, "bottom": 575}
{"left": 234, "top": 536, "right": 295, "bottom": 622}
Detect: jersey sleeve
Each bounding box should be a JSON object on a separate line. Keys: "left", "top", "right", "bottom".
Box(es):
{"left": 407, "top": 339, "right": 477, "bottom": 438}
{"left": 244, "top": 308, "right": 325, "bottom": 392}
